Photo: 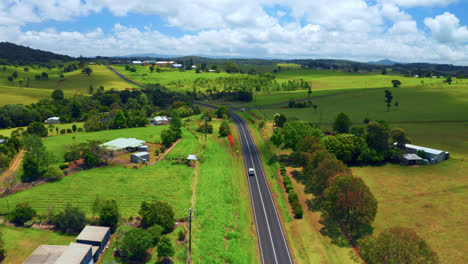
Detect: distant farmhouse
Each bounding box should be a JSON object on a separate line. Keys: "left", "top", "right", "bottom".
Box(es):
{"left": 101, "top": 138, "right": 145, "bottom": 155}
{"left": 156, "top": 61, "right": 175, "bottom": 67}
{"left": 0, "top": 139, "right": 6, "bottom": 145}
{"left": 132, "top": 60, "right": 143, "bottom": 65}
{"left": 24, "top": 226, "right": 110, "bottom": 264}
{"left": 396, "top": 143, "right": 449, "bottom": 165}
{"left": 172, "top": 63, "right": 183, "bottom": 68}
{"left": 44, "top": 117, "right": 60, "bottom": 124}
{"left": 150, "top": 116, "right": 169, "bottom": 125}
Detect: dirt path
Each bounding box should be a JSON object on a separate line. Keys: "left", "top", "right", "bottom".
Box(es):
{"left": 0, "top": 149, "right": 24, "bottom": 181}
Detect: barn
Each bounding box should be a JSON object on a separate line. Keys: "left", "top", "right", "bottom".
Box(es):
{"left": 399, "top": 143, "right": 449, "bottom": 164}
{"left": 150, "top": 116, "right": 169, "bottom": 125}
{"left": 131, "top": 152, "right": 150, "bottom": 163}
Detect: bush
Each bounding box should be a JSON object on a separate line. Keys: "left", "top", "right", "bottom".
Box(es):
{"left": 54, "top": 204, "right": 87, "bottom": 234}
{"left": 177, "top": 228, "right": 187, "bottom": 241}
{"left": 99, "top": 199, "right": 119, "bottom": 232}
{"left": 147, "top": 224, "right": 163, "bottom": 245}
{"left": 196, "top": 123, "right": 213, "bottom": 134}
{"left": 77, "top": 127, "right": 83, "bottom": 132}
{"left": 157, "top": 236, "right": 175, "bottom": 259}
{"left": 293, "top": 204, "right": 303, "bottom": 219}
{"left": 218, "top": 121, "right": 230, "bottom": 137}
{"left": 9, "top": 202, "right": 36, "bottom": 225}
{"left": 43, "top": 165, "right": 64, "bottom": 181}
{"left": 60, "top": 129, "right": 66, "bottom": 134}
{"left": 119, "top": 228, "right": 152, "bottom": 260}
{"left": 59, "top": 162, "right": 70, "bottom": 170}
{"left": 139, "top": 201, "right": 175, "bottom": 233}
{"left": 66, "top": 128, "right": 72, "bottom": 133}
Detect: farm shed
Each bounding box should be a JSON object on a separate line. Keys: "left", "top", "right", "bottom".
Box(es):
{"left": 76, "top": 225, "right": 111, "bottom": 262}
{"left": 101, "top": 138, "right": 145, "bottom": 155}
{"left": 132, "top": 60, "right": 142, "bottom": 65}
{"left": 150, "top": 116, "right": 169, "bottom": 125}
{"left": 55, "top": 243, "right": 93, "bottom": 264}
{"left": 401, "top": 154, "right": 426, "bottom": 166}
{"left": 131, "top": 151, "right": 150, "bottom": 163}
{"left": 23, "top": 245, "right": 68, "bottom": 264}
{"left": 398, "top": 143, "right": 449, "bottom": 164}
{"left": 139, "top": 145, "right": 149, "bottom": 151}
{"left": 44, "top": 117, "right": 60, "bottom": 124}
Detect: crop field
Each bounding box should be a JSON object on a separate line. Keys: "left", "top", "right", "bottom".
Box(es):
{"left": 190, "top": 120, "right": 257, "bottom": 264}
{"left": 112, "top": 65, "right": 242, "bottom": 91}
{"left": 0, "top": 65, "right": 135, "bottom": 106}
{"left": 0, "top": 225, "right": 75, "bottom": 264}
{"left": 274, "top": 69, "right": 462, "bottom": 90}
{"left": 353, "top": 160, "right": 468, "bottom": 264}
{"left": 43, "top": 125, "right": 167, "bottom": 164}
{"left": 0, "top": 127, "right": 198, "bottom": 218}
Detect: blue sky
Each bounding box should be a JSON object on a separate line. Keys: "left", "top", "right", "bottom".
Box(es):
{"left": 1, "top": 0, "right": 468, "bottom": 64}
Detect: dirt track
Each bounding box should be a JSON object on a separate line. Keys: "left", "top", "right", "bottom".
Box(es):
{"left": 0, "top": 149, "right": 24, "bottom": 181}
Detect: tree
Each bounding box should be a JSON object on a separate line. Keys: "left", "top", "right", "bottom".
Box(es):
{"left": 100, "top": 199, "right": 119, "bottom": 232}
{"left": 390, "top": 128, "right": 411, "bottom": 149}
{"left": 357, "top": 227, "right": 439, "bottom": 264}
{"left": 273, "top": 113, "right": 287, "bottom": 128}
{"left": 293, "top": 136, "right": 323, "bottom": 164}
{"left": 138, "top": 93, "right": 148, "bottom": 106}
{"left": 41, "top": 72, "right": 48, "bottom": 80}
{"left": 139, "top": 201, "right": 175, "bottom": 233}
{"left": 196, "top": 123, "right": 213, "bottom": 134}
{"left": 22, "top": 135, "right": 50, "bottom": 182}
{"left": 81, "top": 67, "right": 92, "bottom": 76}
{"left": 7, "top": 76, "right": 13, "bottom": 82}
{"left": 72, "top": 124, "right": 77, "bottom": 133}
{"left": 9, "top": 202, "right": 36, "bottom": 225}
{"left": 157, "top": 236, "right": 175, "bottom": 259}
{"left": 381, "top": 68, "right": 387, "bottom": 75}
{"left": 224, "top": 61, "right": 239, "bottom": 73}
{"left": 88, "top": 85, "right": 94, "bottom": 94}
{"left": 54, "top": 203, "right": 87, "bottom": 233}
{"left": 51, "top": 89, "right": 64, "bottom": 101}
{"left": 119, "top": 228, "right": 152, "bottom": 260}
{"left": 112, "top": 110, "right": 127, "bottom": 129}
{"left": 218, "top": 121, "right": 230, "bottom": 137}
{"left": 161, "top": 129, "right": 177, "bottom": 148}
{"left": 70, "top": 101, "right": 82, "bottom": 119}
{"left": 12, "top": 71, "right": 18, "bottom": 79}
{"left": 307, "top": 158, "right": 351, "bottom": 196}
{"left": 270, "top": 128, "right": 283, "bottom": 147}
{"left": 27, "top": 122, "right": 48, "bottom": 137}
{"left": 147, "top": 224, "right": 163, "bottom": 245}
{"left": 322, "top": 175, "right": 377, "bottom": 238}
{"left": 282, "top": 121, "right": 323, "bottom": 150}
{"left": 170, "top": 109, "right": 182, "bottom": 129}
{"left": 366, "top": 122, "right": 390, "bottom": 154}
{"left": 333, "top": 112, "right": 352, "bottom": 134}
{"left": 149, "top": 65, "right": 155, "bottom": 72}
{"left": 391, "top": 80, "right": 402, "bottom": 87}
{"left": 446, "top": 76, "right": 452, "bottom": 85}
{"left": 24, "top": 67, "right": 29, "bottom": 72}
{"left": 43, "top": 165, "right": 63, "bottom": 182}
{"left": 384, "top": 90, "right": 393, "bottom": 112}
{"left": 215, "top": 106, "right": 230, "bottom": 118}
{"left": 308, "top": 87, "right": 312, "bottom": 97}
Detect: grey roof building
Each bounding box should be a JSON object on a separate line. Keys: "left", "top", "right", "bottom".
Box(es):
{"left": 76, "top": 225, "right": 111, "bottom": 262}
{"left": 23, "top": 245, "right": 68, "bottom": 264}
{"left": 101, "top": 138, "right": 145, "bottom": 153}
{"left": 401, "top": 153, "right": 426, "bottom": 166}
{"left": 131, "top": 151, "right": 150, "bottom": 163}
{"left": 150, "top": 116, "right": 169, "bottom": 125}
{"left": 44, "top": 117, "right": 60, "bottom": 124}
{"left": 55, "top": 243, "right": 93, "bottom": 264}
{"left": 397, "top": 143, "right": 449, "bottom": 164}
{"left": 0, "top": 139, "right": 6, "bottom": 145}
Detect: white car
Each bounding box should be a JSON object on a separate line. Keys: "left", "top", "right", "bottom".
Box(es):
{"left": 248, "top": 168, "right": 255, "bottom": 176}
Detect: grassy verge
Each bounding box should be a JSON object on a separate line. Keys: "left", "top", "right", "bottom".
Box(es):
{"left": 0, "top": 224, "right": 75, "bottom": 264}
{"left": 353, "top": 159, "right": 468, "bottom": 264}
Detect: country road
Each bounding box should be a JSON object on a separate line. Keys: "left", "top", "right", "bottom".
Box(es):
{"left": 105, "top": 65, "right": 293, "bottom": 264}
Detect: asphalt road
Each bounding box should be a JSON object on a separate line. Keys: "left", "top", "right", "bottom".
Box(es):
{"left": 105, "top": 65, "right": 293, "bottom": 264}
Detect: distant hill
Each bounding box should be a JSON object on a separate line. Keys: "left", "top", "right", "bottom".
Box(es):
{"left": 0, "top": 42, "right": 73, "bottom": 64}
{"left": 368, "top": 59, "right": 401, "bottom": 66}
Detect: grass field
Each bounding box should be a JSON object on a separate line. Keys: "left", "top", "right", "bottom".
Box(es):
{"left": 237, "top": 111, "right": 355, "bottom": 263}
{"left": 0, "top": 122, "right": 85, "bottom": 138}
{"left": 0, "top": 127, "right": 197, "bottom": 218}
{"left": 0, "top": 65, "right": 136, "bottom": 106}
{"left": 112, "top": 65, "right": 243, "bottom": 92}
{"left": 353, "top": 160, "right": 468, "bottom": 264}
{"left": 0, "top": 224, "right": 75, "bottom": 264}
{"left": 189, "top": 120, "right": 258, "bottom": 263}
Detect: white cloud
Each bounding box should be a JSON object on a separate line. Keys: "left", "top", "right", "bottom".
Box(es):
{"left": 424, "top": 12, "right": 468, "bottom": 43}
{"left": 390, "top": 0, "right": 457, "bottom": 8}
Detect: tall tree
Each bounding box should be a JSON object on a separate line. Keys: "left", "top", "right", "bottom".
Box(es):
{"left": 139, "top": 201, "right": 175, "bottom": 233}
{"left": 384, "top": 90, "right": 393, "bottom": 112}
{"left": 100, "top": 199, "right": 119, "bottom": 232}
{"left": 282, "top": 121, "right": 323, "bottom": 150}
{"left": 51, "top": 89, "right": 64, "bottom": 101}
{"left": 390, "top": 128, "right": 411, "bottom": 149}
{"left": 157, "top": 236, "right": 175, "bottom": 259}
{"left": 112, "top": 110, "right": 127, "bottom": 129}
{"left": 119, "top": 228, "right": 152, "bottom": 260}
{"left": 357, "top": 227, "right": 439, "bottom": 264}
{"left": 391, "top": 80, "right": 402, "bottom": 87}
{"left": 333, "top": 112, "right": 352, "bottom": 134}
{"left": 307, "top": 158, "right": 351, "bottom": 196}
{"left": 366, "top": 122, "right": 390, "bottom": 154}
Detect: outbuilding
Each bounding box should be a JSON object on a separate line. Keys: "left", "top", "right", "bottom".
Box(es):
{"left": 131, "top": 151, "right": 150, "bottom": 163}
{"left": 55, "top": 243, "right": 93, "bottom": 264}
{"left": 44, "top": 117, "right": 60, "bottom": 124}
{"left": 76, "top": 225, "right": 111, "bottom": 262}
{"left": 101, "top": 138, "right": 145, "bottom": 155}
{"left": 23, "top": 245, "right": 69, "bottom": 264}
{"left": 139, "top": 145, "right": 149, "bottom": 151}
{"left": 401, "top": 153, "right": 427, "bottom": 166}
{"left": 399, "top": 143, "right": 449, "bottom": 164}
{"left": 150, "top": 116, "right": 169, "bottom": 125}
{"left": 0, "top": 139, "right": 6, "bottom": 145}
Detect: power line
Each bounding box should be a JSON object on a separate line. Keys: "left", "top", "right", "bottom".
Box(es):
{"left": 184, "top": 208, "right": 197, "bottom": 253}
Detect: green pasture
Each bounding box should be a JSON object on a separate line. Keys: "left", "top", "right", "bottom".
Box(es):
{"left": 43, "top": 125, "right": 166, "bottom": 164}
{"left": 0, "top": 85, "right": 58, "bottom": 106}
{"left": 274, "top": 69, "right": 460, "bottom": 90}
{"left": 277, "top": 63, "right": 302, "bottom": 69}
{"left": 112, "top": 65, "right": 242, "bottom": 91}
{"left": 0, "top": 127, "right": 197, "bottom": 218}
{"left": 0, "top": 225, "right": 75, "bottom": 264}
{"left": 353, "top": 159, "right": 468, "bottom": 264}
{"left": 190, "top": 120, "right": 257, "bottom": 264}
{"left": 0, "top": 122, "right": 84, "bottom": 138}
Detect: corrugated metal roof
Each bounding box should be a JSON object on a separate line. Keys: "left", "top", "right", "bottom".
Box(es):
{"left": 154, "top": 116, "right": 168, "bottom": 121}
{"left": 132, "top": 151, "right": 149, "bottom": 157}
{"left": 46, "top": 117, "right": 60, "bottom": 121}
{"left": 76, "top": 225, "right": 110, "bottom": 242}
{"left": 23, "top": 245, "right": 68, "bottom": 264}
{"left": 101, "top": 138, "right": 145, "bottom": 151}
{"left": 187, "top": 154, "right": 198, "bottom": 160}
{"left": 404, "top": 144, "right": 445, "bottom": 155}
{"left": 55, "top": 243, "right": 91, "bottom": 264}
{"left": 403, "top": 154, "right": 423, "bottom": 160}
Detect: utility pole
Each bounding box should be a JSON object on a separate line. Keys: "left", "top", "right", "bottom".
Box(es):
{"left": 184, "top": 208, "right": 197, "bottom": 253}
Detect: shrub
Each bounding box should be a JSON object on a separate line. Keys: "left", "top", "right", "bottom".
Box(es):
{"left": 147, "top": 225, "right": 163, "bottom": 245}
{"left": 60, "top": 129, "right": 66, "bottom": 134}
{"left": 77, "top": 127, "right": 83, "bottom": 132}
{"left": 54, "top": 204, "right": 87, "bottom": 233}
{"left": 119, "top": 228, "right": 152, "bottom": 260}
{"left": 9, "top": 202, "right": 36, "bottom": 225}
{"left": 59, "top": 163, "right": 70, "bottom": 170}
{"left": 157, "top": 236, "right": 175, "bottom": 259}
{"left": 293, "top": 204, "right": 303, "bottom": 219}
{"left": 66, "top": 128, "right": 72, "bottom": 133}
{"left": 139, "top": 201, "right": 175, "bottom": 233}
{"left": 99, "top": 199, "right": 119, "bottom": 232}
{"left": 178, "top": 228, "right": 187, "bottom": 241}
{"left": 43, "top": 165, "right": 64, "bottom": 181}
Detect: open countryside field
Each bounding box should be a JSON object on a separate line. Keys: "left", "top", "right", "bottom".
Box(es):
{"left": 0, "top": 225, "right": 75, "bottom": 264}
{"left": 188, "top": 120, "right": 258, "bottom": 264}
{"left": 0, "top": 127, "right": 197, "bottom": 218}
{"left": 0, "top": 122, "right": 84, "bottom": 138}
{"left": 353, "top": 160, "right": 468, "bottom": 264}
{"left": 112, "top": 65, "right": 243, "bottom": 92}
{"left": 0, "top": 65, "right": 136, "bottom": 106}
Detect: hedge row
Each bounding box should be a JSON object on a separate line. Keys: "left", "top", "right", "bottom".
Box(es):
{"left": 280, "top": 164, "right": 303, "bottom": 219}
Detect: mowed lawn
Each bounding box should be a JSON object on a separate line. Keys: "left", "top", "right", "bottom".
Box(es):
{"left": 112, "top": 65, "right": 243, "bottom": 92}
{"left": 0, "top": 127, "right": 198, "bottom": 219}
{"left": 353, "top": 160, "right": 468, "bottom": 264}
{"left": 43, "top": 125, "right": 167, "bottom": 164}
{"left": 0, "top": 225, "right": 75, "bottom": 264}
{"left": 191, "top": 121, "right": 258, "bottom": 264}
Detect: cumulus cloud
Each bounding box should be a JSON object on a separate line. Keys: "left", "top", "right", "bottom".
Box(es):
{"left": 424, "top": 12, "right": 468, "bottom": 43}
{"left": 390, "top": 0, "right": 458, "bottom": 8}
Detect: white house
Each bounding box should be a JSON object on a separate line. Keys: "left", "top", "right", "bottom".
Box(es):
{"left": 44, "top": 117, "right": 60, "bottom": 124}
